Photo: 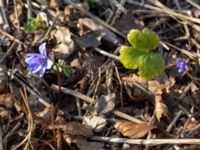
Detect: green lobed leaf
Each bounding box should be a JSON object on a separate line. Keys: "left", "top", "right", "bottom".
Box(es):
{"left": 119, "top": 46, "right": 148, "bottom": 70}
{"left": 127, "top": 28, "right": 160, "bottom": 51}
{"left": 138, "top": 53, "right": 165, "bottom": 80}
{"left": 63, "top": 66, "right": 70, "bottom": 77}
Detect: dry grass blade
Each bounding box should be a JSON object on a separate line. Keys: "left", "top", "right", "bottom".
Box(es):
{"left": 12, "top": 86, "right": 34, "bottom": 150}
{"left": 114, "top": 121, "right": 156, "bottom": 138}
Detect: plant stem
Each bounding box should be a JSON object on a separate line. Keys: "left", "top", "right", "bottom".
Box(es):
{"left": 57, "top": 71, "right": 61, "bottom": 102}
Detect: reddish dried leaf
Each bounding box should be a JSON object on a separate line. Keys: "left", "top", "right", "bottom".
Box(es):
{"left": 114, "top": 121, "right": 156, "bottom": 138}
{"left": 186, "top": 122, "right": 198, "bottom": 130}
{"left": 16, "top": 0, "right": 23, "bottom": 17}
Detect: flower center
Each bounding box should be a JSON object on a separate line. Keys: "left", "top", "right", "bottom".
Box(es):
{"left": 40, "top": 57, "right": 46, "bottom": 64}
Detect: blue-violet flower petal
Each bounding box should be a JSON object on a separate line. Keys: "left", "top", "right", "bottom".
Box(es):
{"left": 176, "top": 58, "right": 187, "bottom": 73}
{"left": 25, "top": 42, "right": 53, "bottom": 77}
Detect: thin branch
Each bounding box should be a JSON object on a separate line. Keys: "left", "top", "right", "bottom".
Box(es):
{"left": 51, "top": 84, "right": 144, "bottom": 124}
{"left": 27, "top": 0, "right": 32, "bottom": 19}
{"left": 0, "top": 29, "right": 27, "bottom": 47}
{"left": 94, "top": 48, "right": 119, "bottom": 60}
{"left": 186, "top": 0, "right": 200, "bottom": 10}
{"left": 91, "top": 136, "right": 200, "bottom": 145}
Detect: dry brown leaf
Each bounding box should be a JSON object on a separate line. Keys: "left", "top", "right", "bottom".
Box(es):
{"left": 114, "top": 121, "right": 156, "bottom": 138}
{"left": 83, "top": 115, "right": 107, "bottom": 132}
{"left": 74, "top": 30, "right": 105, "bottom": 49}
{"left": 9, "top": 0, "right": 23, "bottom": 25}
{"left": 50, "top": 0, "right": 64, "bottom": 9}
{"left": 53, "top": 43, "right": 75, "bottom": 59}
{"left": 94, "top": 93, "right": 115, "bottom": 115}
{"left": 122, "top": 75, "right": 169, "bottom": 121}
{"left": 43, "top": 121, "right": 93, "bottom": 137}
{"left": 186, "top": 122, "right": 198, "bottom": 130}
{"left": 65, "top": 122, "right": 93, "bottom": 137}
{"left": 114, "top": 11, "right": 143, "bottom": 35}
{"left": 33, "top": 30, "right": 46, "bottom": 45}
{"left": 51, "top": 26, "right": 75, "bottom": 59}
{"left": 77, "top": 18, "right": 118, "bottom": 44}
{"left": 154, "top": 88, "right": 168, "bottom": 121}
{"left": 16, "top": 0, "right": 23, "bottom": 17}
{"left": 0, "top": 93, "right": 14, "bottom": 108}
{"left": 0, "top": 65, "right": 8, "bottom": 92}
{"left": 53, "top": 27, "right": 72, "bottom": 44}
{"left": 0, "top": 106, "right": 11, "bottom": 120}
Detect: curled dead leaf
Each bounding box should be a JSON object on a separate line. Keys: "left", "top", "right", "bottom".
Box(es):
{"left": 74, "top": 30, "right": 105, "bottom": 49}
{"left": 77, "top": 18, "right": 118, "bottom": 44}
{"left": 122, "top": 75, "right": 168, "bottom": 121}
{"left": 114, "top": 121, "right": 156, "bottom": 138}
{"left": 53, "top": 26, "right": 72, "bottom": 44}
{"left": 51, "top": 26, "right": 75, "bottom": 59}
{"left": 94, "top": 93, "right": 115, "bottom": 115}
{"left": 83, "top": 115, "right": 107, "bottom": 132}
{"left": 53, "top": 43, "right": 75, "bottom": 59}
{"left": 154, "top": 88, "right": 168, "bottom": 121}
{"left": 9, "top": 0, "right": 23, "bottom": 26}
{"left": 65, "top": 122, "right": 93, "bottom": 137}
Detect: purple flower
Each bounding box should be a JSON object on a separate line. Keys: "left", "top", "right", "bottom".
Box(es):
{"left": 25, "top": 43, "right": 53, "bottom": 77}
{"left": 176, "top": 58, "right": 187, "bottom": 73}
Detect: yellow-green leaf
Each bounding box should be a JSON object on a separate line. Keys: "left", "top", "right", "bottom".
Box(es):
{"left": 138, "top": 53, "right": 165, "bottom": 80}
{"left": 127, "top": 28, "right": 160, "bottom": 51}
{"left": 119, "top": 46, "right": 148, "bottom": 69}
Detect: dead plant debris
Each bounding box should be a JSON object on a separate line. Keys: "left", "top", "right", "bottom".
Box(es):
{"left": 1, "top": 0, "right": 200, "bottom": 149}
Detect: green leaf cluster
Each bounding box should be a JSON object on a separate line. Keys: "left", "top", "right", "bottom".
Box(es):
{"left": 54, "top": 59, "right": 71, "bottom": 77}
{"left": 24, "top": 17, "right": 46, "bottom": 33}
{"left": 119, "top": 28, "right": 165, "bottom": 80}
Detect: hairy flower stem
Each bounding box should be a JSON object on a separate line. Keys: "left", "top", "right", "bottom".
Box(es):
{"left": 57, "top": 71, "right": 61, "bottom": 102}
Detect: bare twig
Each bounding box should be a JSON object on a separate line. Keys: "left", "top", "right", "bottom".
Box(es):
{"left": 186, "top": 123, "right": 200, "bottom": 137}
{"left": 0, "top": 29, "right": 27, "bottom": 47}
{"left": 113, "top": 110, "right": 145, "bottom": 124}
{"left": 150, "top": 0, "right": 200, "bottom": 24}
{"left": 91, "top": 136, "right": 200, "bottom": 145}
{"left": 94, "top": 48, "right": 119, "bottom": 60}
{"left": 51, "top": 84, "right": 145, "bottom": 124}
{"left": 109, "top": 0, "right": 127, "bottom": 25}
{"left": 13, "top": 0, "right": 21, "bottom": 36}
{"left": 9, "top": 70, "right": 50, "bottom": 107}
{"left": 27, "top": 0, "right": 32, "bottom": 19}
{"left": 0, "top": 0, "right": 10, "bottom": 30}
{"left": 51, "top": 84, "right": 94, "bottom": 104}
{"left": 0, "top": 41, "right": 17, "bottom": 64}
{"left": 186, "top": 0, "right": 200, "bottom": 10}
{"left": 166, "top": 110, "right": 183, "bottom": 132}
